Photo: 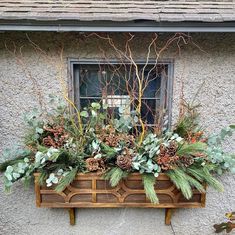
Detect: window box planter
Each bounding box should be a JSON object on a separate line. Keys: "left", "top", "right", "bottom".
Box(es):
{"left": 34, "top": 172, "right": 206, "bottom": 225}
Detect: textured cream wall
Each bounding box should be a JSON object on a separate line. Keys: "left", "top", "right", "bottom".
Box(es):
{"left": 0, "top": 32, "right": 234, "bottom": 235}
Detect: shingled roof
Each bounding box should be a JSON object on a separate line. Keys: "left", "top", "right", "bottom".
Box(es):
{"left": 0, "top": 0, "right": 235, "bottom": 22}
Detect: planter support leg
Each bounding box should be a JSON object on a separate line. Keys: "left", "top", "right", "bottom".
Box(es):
{"left": 69, "top": 208, "right": 75, "bottom": 225}
{"left": 165, "top": 208, "right": 173, "bottom": 225}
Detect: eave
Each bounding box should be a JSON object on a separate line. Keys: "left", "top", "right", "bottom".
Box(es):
{"left": 0, "top": 20, "right": 235, "bottom": 32}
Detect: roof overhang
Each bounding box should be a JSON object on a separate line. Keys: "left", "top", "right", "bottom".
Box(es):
{"left": 0, "top": 20, "right": 235, "bottom": 33}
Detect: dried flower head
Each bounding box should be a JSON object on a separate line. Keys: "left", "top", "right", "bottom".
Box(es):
{"left": 42, "top": 124, "right": 69, "bottom": 148}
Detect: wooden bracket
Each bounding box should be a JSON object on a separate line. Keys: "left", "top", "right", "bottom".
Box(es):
{"left": 165, "top": 208, "right": 173, "bottom": 225}
{"left": 69, "top": 208, "right": 75, "bottom": 225}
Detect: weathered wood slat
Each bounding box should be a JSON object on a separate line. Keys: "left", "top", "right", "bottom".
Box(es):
{"left": 36, "top": 202, "right": 204, "bottom": 208}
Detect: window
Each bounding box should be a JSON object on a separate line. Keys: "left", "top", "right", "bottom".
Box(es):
{"left": 69, "top": 60, "right": 173, "bottom": 128}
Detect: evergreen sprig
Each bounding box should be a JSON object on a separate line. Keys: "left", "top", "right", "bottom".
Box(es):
{"left": 187, "top": 166, "right": 224, "bottom": 192}
{"left": 55, "top": 168, "right": 78, "bottom": 192}
{"left": 103, "top": 167, "right": 128, "bottom": 187}
{"left": 167, "top": 168, "right": 193, "bottom": 199}
{"left": 177, "top": 142, "right": 206, "bottom": 156}
{"left": 142, "top": 174, "right": 159, "bottom": 204}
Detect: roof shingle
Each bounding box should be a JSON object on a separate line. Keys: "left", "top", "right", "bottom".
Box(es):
{"left": 0, "top": 0, "right": 234, "bottom": 22}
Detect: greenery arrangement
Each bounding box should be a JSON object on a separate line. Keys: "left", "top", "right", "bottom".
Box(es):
{"left": 0, "top": 96, "right": 234, "bottom": 204}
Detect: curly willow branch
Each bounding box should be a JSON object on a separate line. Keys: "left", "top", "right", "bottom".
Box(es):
{"left": 85, "top": 33, "right": 199, "bottom": 144}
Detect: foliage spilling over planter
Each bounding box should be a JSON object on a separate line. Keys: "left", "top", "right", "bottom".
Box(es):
{"left": 0, "top": 96, "right": 234, "bottom": 204}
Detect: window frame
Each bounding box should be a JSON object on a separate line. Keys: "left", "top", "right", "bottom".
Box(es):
{"left": 68, "top": 58, "right": 174, "bottom": 129}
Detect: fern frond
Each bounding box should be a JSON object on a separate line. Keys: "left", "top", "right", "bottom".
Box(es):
{"left": 177, "top": 142, "right": 207, "bottom": 156}
{"left": 55, "top": 168, "right": 78, "bottom": 192}
{"left": 142, "top": 174, "right": 159, "bottom": 204}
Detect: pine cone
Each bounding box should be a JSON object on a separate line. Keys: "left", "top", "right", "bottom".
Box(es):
{"left": 156, "top": 154, "right": 179, "bottom": 171}
{"left": 179, "top": 156, "right": 194, "bottom": 167}
{"left": 106, "top": 134, "right": 119, "bottom": 147}
{"left": 119, "top": 133, "right": 135, "bottom": 147}
{"left": 116, "top": 155, "right": 132, "bottom": 170}
{"left": 86, "top": 158, "right": 105, "bottom": 172}
{"left": 98, "top": 127, "right": 135, "bottom": 148}
{"left": 167, "top": 141, "right": 178, "bottom": 156}
{"left": 159, "top": 144, "right": 166, "bottom": 154}
{"left": 156, "top": 142, "right": 179, "bottom": 171}
{"left": 97, "top": 158, "right": 106, "bottom": 171}
{"left": 98, "top": 132, "right": 118, "bottom": 147}
{"left": 116, "top": 149, "right": 133, "bottom": 170}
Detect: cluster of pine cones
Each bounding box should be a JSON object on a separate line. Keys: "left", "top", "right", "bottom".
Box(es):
{"left": 156, "top": 141, "right": 179, "bottom": 170}
{"left": 85, "top": 158, "right": 106, "bottom": 172}
{"left": 156, "top": 141, "right": 194, "bottom": 171}
{"left": 98, "top": 127, "right": 134, "bottom": 148}
{"left": 86, "top": 147, "right": 134, "bottom": 172}
{"left": 42, "top": 125, "right": 69, "bottom": 148}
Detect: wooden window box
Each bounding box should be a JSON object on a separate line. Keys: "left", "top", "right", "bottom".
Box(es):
{"left": 34, "top": 173, "right": 206, "bottom": 225}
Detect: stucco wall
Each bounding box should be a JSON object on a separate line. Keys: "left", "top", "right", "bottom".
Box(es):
{"left": 0, "top": 32, "right": 234, "bottom": 235}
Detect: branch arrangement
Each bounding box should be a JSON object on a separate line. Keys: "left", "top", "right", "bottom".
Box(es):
{"left": 0, "top": 97, "right": 234, "bottom": 203}
{"left": 1, "top": 33, "right": 234, "bottom": 204}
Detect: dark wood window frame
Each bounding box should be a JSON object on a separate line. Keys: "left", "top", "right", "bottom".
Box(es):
{"left": 68, "top": 58, "right": 174, "bottom": 129}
